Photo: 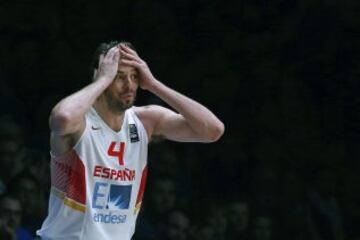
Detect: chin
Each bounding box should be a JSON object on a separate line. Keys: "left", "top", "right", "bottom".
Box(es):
{"left": 106, "top": 94, "right": 136, "bottom": 113}
{"left": 124, "top": 99, "right": 134, "bottom": 107}
{"left": 120, "top": 101, "right": 134, "bottom": 111}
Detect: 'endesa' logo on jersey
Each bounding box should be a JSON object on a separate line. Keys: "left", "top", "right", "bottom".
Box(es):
{"left": 93, "top": 212, "right": 127, "bottom": 224}
{"left": 93, "top": 165, "right": 135, "bottom": 182}
{"left": 92, "top": 183, "right": 132, "bottom": 224}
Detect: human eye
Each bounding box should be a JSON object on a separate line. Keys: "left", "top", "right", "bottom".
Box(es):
{"left": 131, "top": 74, "right": 139, "bottom": 82}
{"left": 115, "top": 74, "right": 124, "bottom": 81}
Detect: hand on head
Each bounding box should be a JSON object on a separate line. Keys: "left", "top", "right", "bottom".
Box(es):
{"left": 118, "top": 43, "right": 157, "bottom": 90}
{"left": 94, "top": 45, "right": 120, "bottom": 82}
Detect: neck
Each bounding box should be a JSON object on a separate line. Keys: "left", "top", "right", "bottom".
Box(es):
{"left": 93, "top": 97, "right": 125, "bottom": 132}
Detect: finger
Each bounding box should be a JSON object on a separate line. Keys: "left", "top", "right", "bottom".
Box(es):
{"left": 108, "top": 45, "right": 119, "bottom": 53}
{"left": 120, "top": 49, "right": 142, "bottom": 63}
{"left": 98, "top": 54, "right": 105, "bottom": 67}
{"left": 105, "top": 46, "right": 118, "bottom": 61}
{"left": 105, "top": 46, "right": 117, "bottom": 60}
{"left": 120, "top": 43, "right": 139, "bottom": 57}
{"left": 113, "top": 48, "right": 120, "bottom": 62}
{"left": 120, "top": 59, "right": 142, "bottom": 68}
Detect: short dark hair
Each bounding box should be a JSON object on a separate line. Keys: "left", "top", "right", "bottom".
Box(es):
{"left": 89, "top": 40, "right": 136, "bottom": 78}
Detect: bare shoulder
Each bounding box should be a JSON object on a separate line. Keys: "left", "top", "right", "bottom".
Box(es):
{"left": 133, "top": 104, "right": 171, "bottom": 127}
{"left": 133, "top": 105, "right": 167, "bottom": 140}
{"left": 133, "top": 105, "right": 167, "bottom": 118}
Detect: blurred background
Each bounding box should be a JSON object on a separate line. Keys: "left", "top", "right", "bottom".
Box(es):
{"left": 0, "top": 0, "right": 359, "bottom": 239}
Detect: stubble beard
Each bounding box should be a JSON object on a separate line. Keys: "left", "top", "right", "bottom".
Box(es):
{"left": 104, "top": 90, "right": 136, "bottom": 114}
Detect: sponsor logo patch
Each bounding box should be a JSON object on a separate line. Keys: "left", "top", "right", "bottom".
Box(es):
{"left": 92, "top": 182, "right": 132, "bottom": 224}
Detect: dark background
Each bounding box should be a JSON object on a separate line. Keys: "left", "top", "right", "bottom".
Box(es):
{"left": 0, "top": 0, "right": 359, "bottom": 239}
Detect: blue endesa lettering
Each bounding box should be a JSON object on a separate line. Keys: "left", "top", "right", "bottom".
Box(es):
{"left": 93, "top": 212, "right": 127, "bottom": 224}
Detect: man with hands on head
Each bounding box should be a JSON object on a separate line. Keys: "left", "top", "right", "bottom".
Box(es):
{"left": 37, "top": 41, "right": 224, "bottom": 240}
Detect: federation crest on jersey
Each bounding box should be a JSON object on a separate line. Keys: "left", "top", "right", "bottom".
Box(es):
{"left": 129, "top": 124, "right": 139, "bottom": 143}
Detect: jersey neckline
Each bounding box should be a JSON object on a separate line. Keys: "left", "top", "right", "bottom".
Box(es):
{"left": 90, "top": 107, "right": 131, "bottom": 134}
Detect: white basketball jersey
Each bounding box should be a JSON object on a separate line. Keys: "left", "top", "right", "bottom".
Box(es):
{"left": 37, "top": 107, "right": 148, "bottom": 240}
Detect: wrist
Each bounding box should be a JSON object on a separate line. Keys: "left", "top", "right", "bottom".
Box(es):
{"left": 146, "top": 79, "right": 162, "bottom": 93}
{"left": 95, "top": 75, "right": 114, "bottom": 84}
{"left": 93, "top": 76, "right": 114, "bottom": 90}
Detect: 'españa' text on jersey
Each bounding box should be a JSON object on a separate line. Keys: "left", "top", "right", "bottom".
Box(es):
{"left": 93, "top": 165, "right": 136, "bottom": 181}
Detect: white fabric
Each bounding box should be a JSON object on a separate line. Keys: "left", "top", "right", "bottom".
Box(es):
{"left": 37, "top": 107, "right": 148, "bottom": 240}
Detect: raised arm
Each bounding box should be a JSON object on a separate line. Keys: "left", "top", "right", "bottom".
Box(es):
{"left": 49, "top": 46, "right": 119, "bottom": 154}
{"left": 120, "top": 44, "right": 224, "bottom": 143}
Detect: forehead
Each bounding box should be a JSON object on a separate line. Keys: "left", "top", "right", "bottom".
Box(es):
{"left": 117, "top": 64, "right": 137, "bottom": 74}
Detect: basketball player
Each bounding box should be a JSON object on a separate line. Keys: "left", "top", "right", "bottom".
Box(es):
{"left": 37, "top": 41, "right": 224, "bottom": 240}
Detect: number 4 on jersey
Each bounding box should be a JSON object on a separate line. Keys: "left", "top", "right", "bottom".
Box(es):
{"left": 107, "top": 141, "right": 125, "bottom": 166}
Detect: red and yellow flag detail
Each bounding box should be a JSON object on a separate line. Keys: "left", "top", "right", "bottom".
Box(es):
{"left": 134, "top": 166, "right": 148, "bottom": 214}
{"left": 51, "top": 150, "right": 86, "bottom": 212}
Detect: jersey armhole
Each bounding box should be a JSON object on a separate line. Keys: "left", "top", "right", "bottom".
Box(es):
{"left": 50, "top": 117, "right": 89, "bottom": 159}
{"left": 131, "top": 106, "right": 149, "bottom": 145}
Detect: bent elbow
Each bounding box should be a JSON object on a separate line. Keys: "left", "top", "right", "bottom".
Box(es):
{"left": 207, "top": 121, "right": 225, "bottom": 142}
{"left": 49, "top": 110, "right": 72, "bottom": 134}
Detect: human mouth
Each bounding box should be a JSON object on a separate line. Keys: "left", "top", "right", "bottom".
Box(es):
{"left": 120, "top": 93, "right": 134, "bottom": 100}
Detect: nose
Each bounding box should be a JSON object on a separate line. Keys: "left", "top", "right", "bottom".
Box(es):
{"left": 124, "top": 75, "right": 135, "bottom": 90}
